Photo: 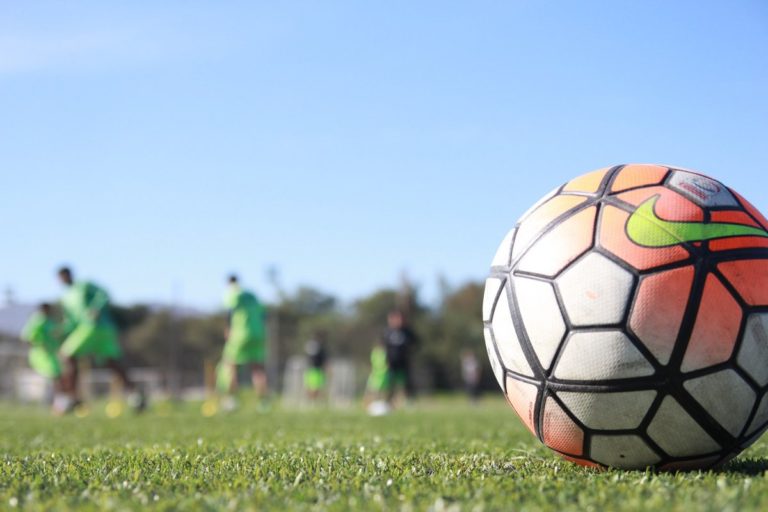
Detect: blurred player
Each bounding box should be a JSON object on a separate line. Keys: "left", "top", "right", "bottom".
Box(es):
{"left": 218, "top": 274, "right": 267, "bottom": 408}
{"left": 460, "top": 350, "right": 481, "bottom": 403}
{"left": 57, "top": 266, "right": 145, "bottom": 412}
{"left": 364, "top": 338, "right": 390, "bottom": 414}
{"left": 20, "top": 303, "right": 66, "bottom": 413}
{"left": 303, "top": 332, "right": 328, "bottom": 403}
{"left": 382, "top": 310, "right": 418, "bottom": 407}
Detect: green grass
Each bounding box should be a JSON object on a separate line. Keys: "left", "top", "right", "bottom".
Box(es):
{"left": 2, "top": 397, "right": 768, "bottom": 511}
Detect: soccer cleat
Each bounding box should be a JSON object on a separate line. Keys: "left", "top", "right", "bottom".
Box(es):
{"left": 52, "top": 394, "right": 75, "bottom": 416}
{"left": 127, "top": 388, "right": 147, "bottom": 413}
{"left": 221, "top": 396, "right": 238, "bottom": 412}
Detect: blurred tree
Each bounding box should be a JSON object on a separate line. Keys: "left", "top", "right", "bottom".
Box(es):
{"left": 122, "top": 310, "right": 175, "bottom": 368}
{"left": 111, "top": 304, "right": 150, "bottom": 332}
{"left": 287, "top": 287, "right": 337, "bottom": 316}
{"left": 423, "top": 281, "right": 493, "bottom": 389}
{"left": 111, "top": 278, "right": 490, "bottom": 392}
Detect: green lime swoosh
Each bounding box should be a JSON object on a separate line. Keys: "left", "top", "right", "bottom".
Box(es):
{"left": 626, "top": 195, "right": 768, "bottom": 247}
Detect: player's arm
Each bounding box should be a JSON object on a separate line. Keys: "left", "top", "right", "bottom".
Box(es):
{"left": 50, "top": 318, "right": 66, "bottom": 346}
{"left": 224, "top": 310, "right": 232, "bottom": 338}
{"left": 86, "top": 284, "right": 110, "bottom": 321}
{"left": 59, "top": 302, "right": 76, "bottom": 336}
{"left": 222, "top": 292, "right": 238, "bottom": 338}
{"left": 20, "top": 317, "right": 44, "bottom": 346}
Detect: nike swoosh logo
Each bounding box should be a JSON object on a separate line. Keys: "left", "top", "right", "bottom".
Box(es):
{"left": 626, "top": 195, "right": 768, "bottom": 247}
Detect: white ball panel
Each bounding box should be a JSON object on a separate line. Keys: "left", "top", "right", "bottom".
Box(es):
{"left": 737, "top": 313, "right": 768, "bottom": 386}
{"left": 491, "top": 228, "right": 516, "bottom": 268}
{"left": 483, "top": 327, "right": 505, "bottom": 391}
{"left": 741, "top": 423, "right": 768, "bottom": 451}
{"left": 590, "top": 435, "right": 660, "bottom": 469}
{"left": 491, "top": 290, "right": 534, "bottom": 377}
{"left": 513, "top": 276, "right": 566, "bottom": 371}
{"left": 557, "top": 390, "right": 656, "bottom": 430}
{"left": 667, "top": 170, "right": 738, "bottom": 207}
{"left": 557, "top": 252, "right": 634, "bottom": 326}
{"left": 746, "top": 393, "right": 768, "bottom": 437}
{"left": 482, "top": 277, "right": 504, "bottom": 323}
{"left": 684, "top": 369, "right": 756, "bottom": 437}
{"left": 554, "top": 331, "right": 654, "bottom": 381}
{"left": 647, "top": 396, "right": 720, "bottom": 457}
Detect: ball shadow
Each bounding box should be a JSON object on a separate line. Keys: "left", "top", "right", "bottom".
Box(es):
{"left": 717, "top": 457, "right": 768, "bottom": 475}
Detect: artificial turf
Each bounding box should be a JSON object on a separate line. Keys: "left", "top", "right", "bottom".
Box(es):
{"left": 1, "top": 396, "right": 768, "bottom": 511}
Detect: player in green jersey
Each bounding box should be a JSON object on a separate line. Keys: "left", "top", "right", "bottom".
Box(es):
{"left": 364, "top": 339, "right": 391, "bottom": 415}
{"left": 57, "top": 266, "right": 145, "bottom": 412}
{"left": 20, "top": 303, "right": 67, "bottom": 412}
{"left": 366, "top": 340, "right": 389, "bottom": 397}
{"left": 217, "top": 275, "right": 268, "bottom": 406}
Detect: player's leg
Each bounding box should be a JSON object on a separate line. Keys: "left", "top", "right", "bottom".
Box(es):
{"left": 314, "top": 368, "right": 326, "bottom": 401}
{"left": 387, "top": 366, "right": 409, "bottom": 408}
{"left": 304, "top": 367, "right": 324, "bottom": 402}
{"left": 366, "top": 370, "right": 392, "bottom": 416}
{"left": 385, "top": 367, "right": 397, "bottom": 404}
{"left": 56, "top": 354, "right": 80, "bottom": 413}
{"left": 250, "top": 363, "right": 267, "bottom": 397}
{"left": 403, "top": 361, "right": 415, "bottom": 401}
{"left": 470, "top": 379, "right": 481, "bottom": 403}
{"left": 29, "top": 347, "right": 68, "bottom": 413}
{"left": 104, "top": 358, "right": 146, "bottom": 412}
{"left": 59, "top": 325, "right": 91, "bottom": 408}
{"left": 64, "top": 355, "right": 78, "bottom": 395}
{"left": 238, "top": 335, "right": 267, "bottom": 398}
{"left": 229, "top": 363, "right": 239, "bottom": 393}
{"left": 104, "top": 358, "right": 133, "bottom": 389}
{"left": 214, "top": 361, "right": 239, "bottom": 412}
{"left": 84, "top": 324, "right": 146, "bottom": 412}
{"left": 221, "top": 338, "right": 243, "bottom": 395}
{"left": 215, "top": 360, "right": 234, "bottom": 394}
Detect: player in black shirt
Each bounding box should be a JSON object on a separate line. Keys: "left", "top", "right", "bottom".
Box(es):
{"left": 382, "top": 310, "right": 418, "bottom": 405}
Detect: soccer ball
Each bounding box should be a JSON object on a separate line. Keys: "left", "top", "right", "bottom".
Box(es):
{"left": 483, "top": 164, "right": 768, "bottom": 470}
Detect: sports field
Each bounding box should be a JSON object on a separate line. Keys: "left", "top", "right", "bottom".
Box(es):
{"left": 2, "top": 397, "right": 768, "bottom": 511}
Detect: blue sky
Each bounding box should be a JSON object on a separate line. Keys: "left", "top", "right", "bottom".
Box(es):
{"left": 1, "top": 1, "right": 766, "bottom": 309}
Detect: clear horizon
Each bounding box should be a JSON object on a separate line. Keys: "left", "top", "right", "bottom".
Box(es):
{"left": 2, "top": 1, "right": 767, "bottom": 310}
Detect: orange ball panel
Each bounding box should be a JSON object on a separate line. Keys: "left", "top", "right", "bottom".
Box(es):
{"left": 718, "top": 260, "right": 768, "bottom": 306}
{"left": 710, "top": 237, "right": 768, "bottom": 252}
{"left": 630, "top": 266, "right": 694, "bottom": 365}
{"left": 542, "top": 397, "right": 584, "bottom": 456}
{"left": 610, "top": 164, "right": 668, "bottom": 193}
{"left": 710, "top": 210, "right": 761, "bottom": 227}
{"left": 733, "top": 190, "right": 768, "bottom": 230}
{"left": 505, "top": 376, "right": 539, "bottom": 436}
{"left": 681, "top": 275, "right": 742, "bottom": 372}
{"left": 562, "top": 167, "right": 610, "bottom": 194}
